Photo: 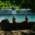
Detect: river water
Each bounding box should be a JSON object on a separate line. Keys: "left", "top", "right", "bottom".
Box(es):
{"left": 0, "top": 9, "right": 35, "bottom": 23}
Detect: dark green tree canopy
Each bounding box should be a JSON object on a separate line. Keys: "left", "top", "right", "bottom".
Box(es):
{"left": 0, "top": 0, "right": 35, "bottom": 11}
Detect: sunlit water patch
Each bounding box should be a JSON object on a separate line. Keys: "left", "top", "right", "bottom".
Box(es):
{"left": 0, "top": 8, "right": 35, "bottom": 23}
{"left": 0, "top": 15, "right": 35, "bottom": 23}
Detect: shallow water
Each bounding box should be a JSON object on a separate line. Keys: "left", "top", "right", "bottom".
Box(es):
{"left": 0, "top": 9, "right": 35, "bottom": 23}
{"left": 0, "top": 14, "right": 35, "bottom": 23}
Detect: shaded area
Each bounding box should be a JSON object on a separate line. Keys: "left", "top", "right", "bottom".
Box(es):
{"left": 0, "top": 0, "right": 35, "bottom": 12}
{"left": 0, "top": 16, "right": 35, "bottom": 31}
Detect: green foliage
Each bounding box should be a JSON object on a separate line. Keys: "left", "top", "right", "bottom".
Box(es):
{"left": 0, "top": 0, "right": 35, "bottom": 11}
